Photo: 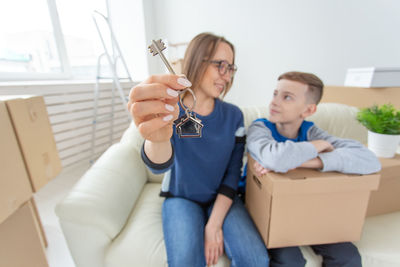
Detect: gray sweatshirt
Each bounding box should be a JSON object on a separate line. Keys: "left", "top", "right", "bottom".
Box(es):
{"left": 247, "top": 119, "right": 381, "bottom": 174}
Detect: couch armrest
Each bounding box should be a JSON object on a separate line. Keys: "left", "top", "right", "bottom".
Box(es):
{"left": 59, "top": 220, "right": 111, "bottom": 267}
{"left": 55, "top": 142, "right": 147, "bottom": 240}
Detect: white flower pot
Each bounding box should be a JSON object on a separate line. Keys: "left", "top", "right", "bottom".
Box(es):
{"left": 368, "top": 130, "right": 400, "bottom": 158}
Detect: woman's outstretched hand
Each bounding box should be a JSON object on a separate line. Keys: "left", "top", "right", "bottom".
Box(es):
{"left": 127, "top": 74, "right": 191, "bottom": 142}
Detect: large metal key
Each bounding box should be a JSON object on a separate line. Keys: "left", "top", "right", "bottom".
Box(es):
{"left": 148, "top": 39, "right": 176, "bottom": 74}
{"left": 148, "top": 38, "right": 197, "bottom": 107}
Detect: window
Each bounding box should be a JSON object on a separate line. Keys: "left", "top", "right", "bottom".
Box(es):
{"left": 55, "top": 0, "right": 107, "bottom": 79}
{"left": 0, "top": 0, "right": 110, "bottom": 81}
{"left": 0, "top": 0, "right": 64, "bottom": 79}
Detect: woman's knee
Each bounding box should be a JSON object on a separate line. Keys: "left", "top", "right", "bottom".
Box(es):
{"left": 223, "top": 198, "right": 269, "bottom": 266}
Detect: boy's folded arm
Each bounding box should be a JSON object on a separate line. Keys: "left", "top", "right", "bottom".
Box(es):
{"left": 318, "top": 149, "right": 381, "bottom": 174}
{"left": 299, "top": 157, "right": 323, "bottom": 169}
{"left": 247, "top": 122, "right": 318, "bottom": 172}
{"left": 308, "top": 126, "right": 381, "bottom": 174}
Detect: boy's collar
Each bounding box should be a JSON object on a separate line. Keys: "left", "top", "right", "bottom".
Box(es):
{"left": 257, "top": 118, "right": 314, "bottom": 142}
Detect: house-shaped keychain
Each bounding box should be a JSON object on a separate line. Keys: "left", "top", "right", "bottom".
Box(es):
{"left": 174, "top": 114, "right": 203, "bottom": 138}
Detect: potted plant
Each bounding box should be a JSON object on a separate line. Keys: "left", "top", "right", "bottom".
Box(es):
{"left": 357, "top": 104, "right": 400, "bottom": 158}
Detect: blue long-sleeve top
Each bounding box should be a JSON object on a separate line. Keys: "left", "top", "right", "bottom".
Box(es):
{"left": 141, "top": 99, "right": 245, "bottom": 204}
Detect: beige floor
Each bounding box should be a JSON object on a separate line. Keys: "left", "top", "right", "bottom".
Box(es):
{"left": 35, "top": 161, "right": 91, "bottom": 267}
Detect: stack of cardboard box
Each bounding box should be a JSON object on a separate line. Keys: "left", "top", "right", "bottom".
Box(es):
{"left": 0, "top": 95, "right": 62, "bottom": 267}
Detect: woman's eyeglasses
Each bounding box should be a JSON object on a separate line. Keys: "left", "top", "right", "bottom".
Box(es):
{"left": 204, "top": 60, "right": 238, "bottom": 77}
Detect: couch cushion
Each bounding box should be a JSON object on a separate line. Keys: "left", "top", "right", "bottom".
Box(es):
{"left": 105, "top": 183, "right": 166, "bottom": 267}
{"left": 355, "top": 211, "right": 400, "bottom": 267}
{"left": 239, "top": 106, "right": 269, "bottom": 128}
{"left": 105, "top": 183, "right": 230, "bottom": 267}
{"left": 299, "top": 211, "right": 400, "bottom": 267}
{"left": 308, "top": 103, "right": 367, "bottom": 144}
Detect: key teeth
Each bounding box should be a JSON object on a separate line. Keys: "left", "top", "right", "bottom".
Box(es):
{"left": 156, "top": 39, "right": 167, "bottom": 51}
{"left": 160, "top": 40, "right": 166, "bottom": 49}
{"left": 148, "top": 45, "right": 158, "bottom": 56}
{"left": 148, "top": 39, "right": 167, "bottom": 56}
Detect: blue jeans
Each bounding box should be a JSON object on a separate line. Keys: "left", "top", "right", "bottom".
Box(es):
{"left": 269, "top": 243, "right": 362, "bottom": 267}
{"left": 162, "top": 196, "right": 269, "bottom": 267}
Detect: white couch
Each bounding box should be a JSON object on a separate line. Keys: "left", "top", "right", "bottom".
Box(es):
{"left": 55, "top": 103, "right": 400, "bottom": 267}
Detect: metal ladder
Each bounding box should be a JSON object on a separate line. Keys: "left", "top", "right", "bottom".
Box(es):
{"left": 90, "top": 10, "right": 132, "bottom": 163}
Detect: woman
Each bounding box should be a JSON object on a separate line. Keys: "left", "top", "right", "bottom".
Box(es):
{"left": 128, "top": 33, "right": 268, "bottom": 267}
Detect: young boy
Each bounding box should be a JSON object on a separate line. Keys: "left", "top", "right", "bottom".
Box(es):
{"left": 247, "top": 71, "right": 381, "bottom": 267}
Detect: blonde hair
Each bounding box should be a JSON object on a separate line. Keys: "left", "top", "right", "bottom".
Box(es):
{"left": 182, "top": 32, "right": 235, "bottom": 98}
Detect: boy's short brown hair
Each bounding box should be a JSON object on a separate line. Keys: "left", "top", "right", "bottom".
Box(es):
{"left": 278, "top": 71, "right": 324, "bottom": 104}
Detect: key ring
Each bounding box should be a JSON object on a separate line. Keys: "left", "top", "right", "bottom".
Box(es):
{"left": 179, "top": 88, "right": 196, "bottom": 114}
{"left": 175, "top": 87, "right": 203, "bottom": 138}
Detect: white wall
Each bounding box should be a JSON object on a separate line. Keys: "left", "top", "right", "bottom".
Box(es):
{"left": 142, "top": 0, "right": 400, "bottom": 107}
{"left": 108, "top": 0, "right": 148, "bottom": 81}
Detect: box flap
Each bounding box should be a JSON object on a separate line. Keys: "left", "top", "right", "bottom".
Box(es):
{"left": 4, "top": 96, "right": 62, "bottom": 191}
{"left": 0, "top": 101, "right": 32, "bottom": 224}
{"left": 247, "top": 155, "right": 380, "bottom": 195}
{"left": 267, "top": 169, "right": 380, "bottom": 195}
{"left": 0, "top": 95, "right": 36, "bottom": 101}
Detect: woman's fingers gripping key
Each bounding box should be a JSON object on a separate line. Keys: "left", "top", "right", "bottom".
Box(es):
{"left": 127, "top": 74, "right": 191, "bottom": 142}
{"left": 141, "top": 74, "right": 191, "bottom": 99}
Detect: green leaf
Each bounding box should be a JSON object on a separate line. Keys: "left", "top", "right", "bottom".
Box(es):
{"left": 357, "top": 104, "right": 400, "bottom": 135}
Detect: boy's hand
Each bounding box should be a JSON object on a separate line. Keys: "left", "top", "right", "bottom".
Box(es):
{"left": 310, "top": 140, "right": 334, "bottom": 153}
{"left": 253, "top": 161, "right": 270, "bottom": 177}
{"left": 299, "top": 157, "right": 324, "bottom": 169}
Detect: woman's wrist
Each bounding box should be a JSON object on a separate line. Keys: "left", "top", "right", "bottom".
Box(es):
{"left": 144, "top": 139, "right": 173, "bottom": 164}
{"left": 207, "top": 194, "right": 233, "bottom": 229}
{"left": 206, "top": 217, "right": 223, "bottom": 229}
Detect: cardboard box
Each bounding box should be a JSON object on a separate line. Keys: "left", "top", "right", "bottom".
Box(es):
{"left": 344, "top": 67, "right": 400, "bottom": 88}
{"left": 0, "top": 201, "right": 49, "bottom": 267}
{"left": 0, "top": 101, "right": 32, "bottom": 224}
{"left": 0, "top": 95, "right": 62, "bottom": 192}
{"left": 245, "top": 155, "right": 380, "bottom": 248}
{"left": 367, "top": 155, "right": 400, "bottom": 217}
{"left": 320, "top": 86, "right": 400, "bottom": 109}
{"left": 30, "top": 198, "right": 48, "bottom": 248}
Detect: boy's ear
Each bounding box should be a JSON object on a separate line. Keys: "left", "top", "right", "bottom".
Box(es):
{"left": 301, "top": 103, "right": 317, "bottom": 118}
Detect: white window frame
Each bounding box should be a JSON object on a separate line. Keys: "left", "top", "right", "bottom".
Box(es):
{"left": 0, "top": 0, "right": 72, "bottom": 81}
{"left": 0, "top": 0, "right": 148, "bottom": 82}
